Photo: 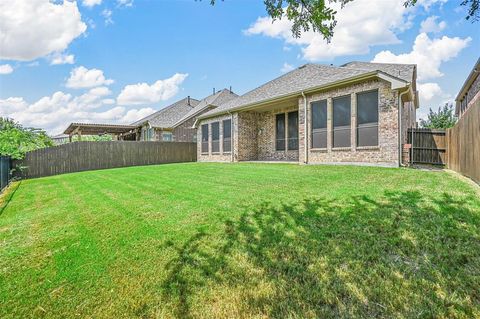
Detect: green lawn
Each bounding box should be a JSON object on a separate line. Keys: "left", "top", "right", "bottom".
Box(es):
{"left": 1, "top": 163, "right": 479, "bottom": 318}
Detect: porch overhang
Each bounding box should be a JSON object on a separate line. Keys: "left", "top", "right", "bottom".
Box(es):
{"left": 64, "top": 123, "right": 137, "bottom": 135}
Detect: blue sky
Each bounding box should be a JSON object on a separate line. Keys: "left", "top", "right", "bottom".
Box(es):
{"left": 0, "top": 0, "right": 478, "bottom": 134}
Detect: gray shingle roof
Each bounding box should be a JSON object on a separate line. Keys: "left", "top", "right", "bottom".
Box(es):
{"left": 173, "top": 89, "right": 238, "bottom": 127}
{"left": 130, "top": 97, "right": 200, "bottom": 128}
{"left": 341, "top": 61, "right": 416, "bottom": 83}
{"left": 200, "top": 62, "right": 415, "bottom": 119}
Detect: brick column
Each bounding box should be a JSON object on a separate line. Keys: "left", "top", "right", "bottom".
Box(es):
{"left": 298, "top": 96, "right": 306, "bottom": 163}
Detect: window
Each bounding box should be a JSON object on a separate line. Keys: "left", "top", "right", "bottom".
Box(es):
{"left": 287, "top": 111, "right": 299, "bottom": 150}
{"left": 357, "top": 90, "right": 379, "bottom": 147}
{"left": 311, "top": 100, "right": 327, "bottom": 148}
{"left": 333, "top": 95, "right": 351, "bottom": 148}
{"left": 211, "top": 122, "right": 220, "bottom": 153}
{"left": 163, "top": 132, "right": 173, "bottom": 142}
{"left": 223, "top": 119, "right": 231, "bottom": 153}
{"left": 201, "top": 124, "right": 208, "bottom": 153}
{"left": 275, "top": 113, "right": 286, "bottom": 151}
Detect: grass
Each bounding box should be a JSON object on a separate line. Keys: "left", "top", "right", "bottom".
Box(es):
{"left": 0, "top": 163, "right": 479, "bottom": 318}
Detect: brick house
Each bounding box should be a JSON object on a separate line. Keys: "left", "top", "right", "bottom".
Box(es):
{"left": 130, "top": 89, "right": 237, "bottom": 142}
{"left": 195, "top": 62, "right": 418, "bottom": 167}
{"left": 455, "top": 57, "right": 480, "bottom": 119}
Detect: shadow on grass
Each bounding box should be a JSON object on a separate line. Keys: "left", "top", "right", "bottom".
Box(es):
{"left": 161, "top": 191, "right": 480, "bottom": 318}
{"left": 0, "top": 181, "right": 21, "bottom": 217}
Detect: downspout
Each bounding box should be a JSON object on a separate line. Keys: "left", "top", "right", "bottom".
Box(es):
{"left": 301, "top": 91, "right": 308, "bottom": 164}
{"left": 398, "top": 88, "right": 409, "bottom": 167}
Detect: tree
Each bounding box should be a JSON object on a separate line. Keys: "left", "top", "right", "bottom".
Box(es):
{"left": 209, "top": 0, "right": 479, "bottom": 39}
{"left": 420, "top": 103, "right": 457, "bottom": 129}
{"left": 0, "top": 118, "right": 54, "bottom": 159}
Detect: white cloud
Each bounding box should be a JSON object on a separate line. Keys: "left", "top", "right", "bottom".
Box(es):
{"left": 50, "top": 53, "right": 75, "bottom": 65}
{"left": 82, "top": 0, "right": 102, "bottom": 8}
{"left": 117, "top": 73, "right": 188, "bottom": 105}
{"left": 117, "top": 0, "right": 134, "bottom": 7}
{"left": 244, "top": 0, "right": 416, "bottom": 61}
{"left": 417, "top": 82, "right": 443, "bottom": 102}
{"left": 416, "top": 0, "right": 448, "bottom": 10}
{"left": 0, "top": 64, "right": 13, "bottom": 74}
{"left": 0, "top": 0, "right": 87, "bottom": 61}
{"left": 281, "top": 63, "right": 295, "bottom": 73}
{"left": 372, "top": 33, "right": 471, "bottom": 81}
{"left": 102, "top": 9, "right": 114, "bottom": 25}
{"left": 66, "top": 66, "right": 114, "bottom": 89}
{"left": 420, "top": 16, "right": 446, "bottom": 33}
{"left": 0, "top": 90, "right": 155, "bottom": 135}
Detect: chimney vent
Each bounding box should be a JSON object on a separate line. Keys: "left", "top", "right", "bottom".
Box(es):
{"left": 213, "top": 88, "right": 216, "bottom": 95}
{"left": 187, "top": 95, "right": 190, "bottom": 105}
{"left": 229, "top": 86, "right": 232, "bottom": 93}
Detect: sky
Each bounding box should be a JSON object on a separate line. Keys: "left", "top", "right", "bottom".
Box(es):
{"left": 0, "top": 0, "right": 478, "bottom": 135}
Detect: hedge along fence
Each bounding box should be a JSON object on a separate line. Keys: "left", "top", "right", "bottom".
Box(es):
{"left": 13, "top": 141, "right": 197, "bottom": 179}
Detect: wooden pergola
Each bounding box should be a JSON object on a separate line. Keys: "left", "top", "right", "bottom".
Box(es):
{"left": 63, "top": 123, "right": 138, "bottom": 141}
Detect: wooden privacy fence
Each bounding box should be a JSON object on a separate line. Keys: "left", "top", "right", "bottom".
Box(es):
{"left": 446, "top": 99, "right": 480, "bottom": 184}
{"left": 407, "top": 128, "right": 446, "bottom": 165}
{"left": 13, "top": 141, "right": 197, "bottom": 179}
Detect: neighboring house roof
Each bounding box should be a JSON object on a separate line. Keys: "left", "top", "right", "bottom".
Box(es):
{"left": 455, "top": 57, "right": 480, "bottom": 114}
{"left": 172, "top": 89, "right": 238, "bottom": 127}
{"left": 130, "top": 96, "right": 200, "bottom": 129}
{"left": 199, "top": 62, "right": 413, "bottom": 120}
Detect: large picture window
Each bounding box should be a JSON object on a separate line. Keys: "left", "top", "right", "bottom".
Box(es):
{"left": 275, "top": 113, "right": 286, "bottom": 151}
{"left": 201, "top": 124, "right": 208, "bottom": 153}
{"left": 211, "top": 122, "right": 220, "bottom": 153}
{"left": 222, "top": 119, "right": 231, "bottom": 153}
{"left": 357, "top": 90, "right": 379, "bottom": 147}
{"left": 311, "top": 100, "right": 327, "bottom": 148}
{"left": 287, "top": 111, "right": 299, "bottom": 150}
{"left": 333, "top": 95, "right": 351, "bottom": 148}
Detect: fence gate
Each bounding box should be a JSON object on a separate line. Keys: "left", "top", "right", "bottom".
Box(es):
{"left": 0, "top": 156, "right": 11, "bottom": 192}
{"left": 408, "top": 128, "right": 446, "bottom": 165}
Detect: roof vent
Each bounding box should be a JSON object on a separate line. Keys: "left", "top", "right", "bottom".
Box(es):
{"left": 213, "top": 87, "right": 216, "bottom": 95}
{"left": 187, "top": 96, "right": 191, "bottom": 105}
{"left": 298, "top": 64, "right": 307, "bottom": 69}
{"left": 229, "top": 86, "right": 232, "bottom": 93}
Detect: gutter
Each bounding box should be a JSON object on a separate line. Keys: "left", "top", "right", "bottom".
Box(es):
{"left": 398, "top": 88, "right": 410, "bottom": 167}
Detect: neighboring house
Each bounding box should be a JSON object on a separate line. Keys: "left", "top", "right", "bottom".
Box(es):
{"left": 132, "top": 89, "right": 238, "bottom": 142}
{"left": 63, "top": 89, "right": 238, "bottom": 142}
{"left": 456, "top": 57, "right": 480, "bottom": 119}
{"left": 51, "top": 134, "right": 70, "bottom": 145}
{"left": 195, "top": 61, "right": 418, "bottom": 167}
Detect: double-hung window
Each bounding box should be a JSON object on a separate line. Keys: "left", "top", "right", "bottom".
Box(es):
{"left": 222, "top": 119, "right": 232, "bottom": 153}
{"left": 275, "top": 113, "right": 286, "bottom": 151}
{"left": 211, "top": 122, "right": 220, "bottom": 153}
{"left": 333, "top": 95, "right": 351, "bottom": 148}
{"left": 357, "top": 90, "right": 379, "bottom": 147}
{"left": 162, "top": 132, "right": 173, "bottom": 142}
{"left": 311, "top": 100, "right": 327, "bottom": 148}
{"left": 201, "top": 124, "right": 209, "bottom": 153}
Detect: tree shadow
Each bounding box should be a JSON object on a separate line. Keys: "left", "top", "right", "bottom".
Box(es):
{"left": 160, "top": 190, "right": 480, "bottom": 318}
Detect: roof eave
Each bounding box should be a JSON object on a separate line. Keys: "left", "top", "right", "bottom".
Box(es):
{"left": 455, "top": 57, "right": 480, "bottom": 103}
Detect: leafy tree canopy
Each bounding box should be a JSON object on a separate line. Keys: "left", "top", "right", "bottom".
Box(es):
{"left": 209, "top": 0, "right": 479, "bottom": 39}
{"left": 420, "top": 103, "right": 457, "bottom": 129}
{"left": 0, "top": 118, "right": 54, "bottom": 159}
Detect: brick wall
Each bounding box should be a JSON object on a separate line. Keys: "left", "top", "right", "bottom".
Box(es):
{"left": 197, "top": 113, "right": 234, "bottom": 162}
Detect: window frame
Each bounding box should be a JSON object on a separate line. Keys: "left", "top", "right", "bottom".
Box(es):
{"left": 201, "top": 124, "right": 209, "bottom": 154}
{"left": 310, "top": 100, "right": 328, "bottom": 149}
{"left": 332, "top": 95, "right": 352, "bottom": 148}
{"left": 356, "top": 89, "right": 379, "bottom": 148}
{"left": 211, "top": 121, "right": 220, "bottom": 153}
{"left": 162, "top": 132, "right": 173, "bottom": 142}
{"left": 287, "top": 111, "right": 299, "bottom": 150}
{"left": 275, "top": 113, "right": 286, "bottom": 151}
{"left": 222, "top": 119, "right": 232, "bottom": 153}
